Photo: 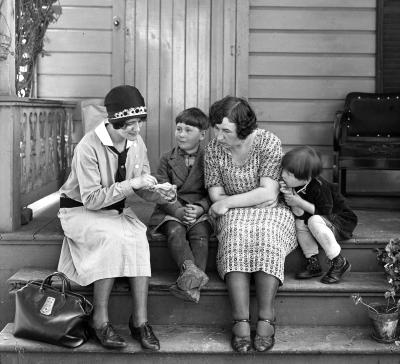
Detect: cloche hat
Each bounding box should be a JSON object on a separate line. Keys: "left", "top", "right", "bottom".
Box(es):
{"left": 104, "top": 85, "right": 147, "bottom": 127}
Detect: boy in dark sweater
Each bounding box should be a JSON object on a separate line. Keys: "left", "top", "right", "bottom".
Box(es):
{"left": 280, "top": 146, "right": 357, "bottom": 284}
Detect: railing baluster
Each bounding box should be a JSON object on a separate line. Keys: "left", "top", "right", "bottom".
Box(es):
{"left": 0, "top": 98, "right": 75, "bottom": 231}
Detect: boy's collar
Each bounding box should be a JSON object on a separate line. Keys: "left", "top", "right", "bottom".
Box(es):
{"left": 177, "top": 145, "right": 200, "bottom": 156}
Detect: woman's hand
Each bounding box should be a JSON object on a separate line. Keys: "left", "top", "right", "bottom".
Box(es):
{"left": 130, "top": 174, "right": 158, "bottom": 189}
{"left": 155, "top": 183, "right": 177, "bottom": 202}
{"left": 209, "top": 200, "right": 229, "bottom": 218}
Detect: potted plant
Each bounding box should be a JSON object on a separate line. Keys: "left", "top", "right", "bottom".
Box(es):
{"left": 352, "top": 237, "right": 400, "bottom": 343}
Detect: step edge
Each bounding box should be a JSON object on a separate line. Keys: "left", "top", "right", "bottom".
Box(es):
{"left": 1, "top": 323, "right": 399, "bottom": 355}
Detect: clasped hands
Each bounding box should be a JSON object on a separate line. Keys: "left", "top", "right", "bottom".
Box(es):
{"left": 176, "top": 204, "right": 204, "bottom": 226}
{"left": 130, "top": 174, "right": 177, "bottom": 202}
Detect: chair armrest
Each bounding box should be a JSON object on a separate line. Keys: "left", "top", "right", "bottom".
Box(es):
{"left": 333, "top": 110, "right": 343, "bottom": 151}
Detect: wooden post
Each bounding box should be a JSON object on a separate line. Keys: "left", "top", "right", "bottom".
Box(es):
{"left": 0, "top": 102, "right": 21, "bottom": 231}
{"left": 0, "top": 0, "right": 16, "bottom": 96}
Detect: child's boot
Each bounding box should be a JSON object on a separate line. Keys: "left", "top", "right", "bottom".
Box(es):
{"left": 321, "top": 254, "right": 351, "bottom": 284}
{"left": 296, "top": 254, "right": 323, "bottom": 279}
{"left": 169, "top": 284, "right": 200, "bottom": 303}
{"left": 176, "top": 260, "right": 209, "bottom": 291}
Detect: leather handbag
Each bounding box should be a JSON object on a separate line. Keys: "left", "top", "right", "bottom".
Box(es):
{"left": 14, "top": 271, "right": 93, "bottom": 348}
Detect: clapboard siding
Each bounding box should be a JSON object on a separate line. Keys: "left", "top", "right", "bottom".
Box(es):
{"left": 250, "top": 32, "right": 375, "bottom": 54}
{"left": 249, "top": 78, "right": 375, "bottom": 99}
{"left": 248, "top": 0, "right": 376, "bottom": 180}
{"left": 50, "top": 7, "right": 112, "bottom": 29}
{"left": 38, "top": 54, "right": 111, "bottom": 75}
{"left": 263, "top": 122, "right": 332, "bottom": 145}
{"left": 250, "top": 0, "right": 375, "bottom": 7}
{"left": 37, "top": 0, "right": 113, "bottom": 143}
{"left": 252, "top": 100, "right": 344, "bottom": 122}
{"left": 59, "top": 0, "right": 112, "bottom": 5}
{"left": 250, "top": 55, "right": 375, "bottom": 77}
{"left": 38, "top": 75, "right": 111, "bottom": 98}
{"left": 250, "top": 9, "right": 375, "bottom": 31}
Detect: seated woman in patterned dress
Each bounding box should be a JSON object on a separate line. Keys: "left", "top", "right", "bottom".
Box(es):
{"left": 204, "top": 96, "right": 297, "bottom": 353}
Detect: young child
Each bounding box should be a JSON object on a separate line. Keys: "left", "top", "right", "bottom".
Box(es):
{"left": 280, "top": 146, "right": 358, "bottom": 284}
{"left": 149, "top": 107, "right": 212, "bottom": 303}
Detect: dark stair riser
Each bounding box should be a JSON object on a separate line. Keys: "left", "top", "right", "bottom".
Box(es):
{"left": 7, "top": 288, "right": 381, "bottom": 327}
{"left": 0, "top": 239, "right": 384, "bottom": 273}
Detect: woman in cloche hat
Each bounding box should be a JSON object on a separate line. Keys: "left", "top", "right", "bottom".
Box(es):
{"left": 57, "top": 85, "right": 176, "bottom": 350}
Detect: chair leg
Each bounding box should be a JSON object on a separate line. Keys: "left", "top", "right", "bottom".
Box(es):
{"left": 340, "top": 169, "right": 347, "bottom": 196}
{"left": 332, "top": 157, "right": 339, "bottom": 184}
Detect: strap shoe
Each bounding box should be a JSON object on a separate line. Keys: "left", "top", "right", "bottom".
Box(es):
{"left": 231, "top": 319, "right": 251, "bottom": 353}
{"left": 254, "top": 318, "right": 275, "bottom": 352}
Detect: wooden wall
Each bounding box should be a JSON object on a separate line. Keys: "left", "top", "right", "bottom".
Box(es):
{"left": 124, "top": 0, "right": 248, "bottom": 169}
{"left": 37, "top": 0, "right": 113, "bottom": 141}
{"left": 248, "top": 0, "right": 376, "bottom": 182}
{"left": 36, "top": 0, "right": 398, "bottom": 194}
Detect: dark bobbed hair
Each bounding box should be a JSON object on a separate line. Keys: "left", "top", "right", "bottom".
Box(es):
{"left": 176, "top": 107, "right": 209, "bottom": 130}
{"left": 209, "top": 96, "right": 257, "bottom": 140}
{"left": 281, "top": 146, "right": 322, "bottom": 180}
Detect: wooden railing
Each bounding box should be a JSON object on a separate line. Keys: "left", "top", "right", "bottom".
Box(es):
{"left": 0, "top": 97, "right": 75, "bottom": 232}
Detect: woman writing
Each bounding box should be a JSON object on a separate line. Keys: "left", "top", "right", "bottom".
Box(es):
{"left": 204, "top": 96, "right": 297, "bottom": 352}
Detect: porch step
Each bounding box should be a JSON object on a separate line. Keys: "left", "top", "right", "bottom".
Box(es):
{"left": 1, "top": 323, "right": 399, "bottom": 364}
{"left": 1, "top": 208, "right": 400, "bottom": 272}
{"left": 7, "top": 268, "right": 389, "bottom": 326}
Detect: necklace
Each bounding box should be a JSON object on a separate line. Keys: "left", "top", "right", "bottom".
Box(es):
{"left": 297, "top": 180, "right": 311, "bottom": 195}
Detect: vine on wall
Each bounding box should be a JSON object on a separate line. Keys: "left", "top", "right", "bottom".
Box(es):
{"left": 15, "top": 0, "right": 61, "bottom": 97}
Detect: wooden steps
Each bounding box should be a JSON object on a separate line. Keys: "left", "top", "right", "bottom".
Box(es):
{"left": 1, "top": 202, "right": 400, "bottom": 363}
{"left": 6, "top": 268, "right": 391, "bottom": 327}
{"left": 1, "top": 323, "right": 400, "bottom": 364}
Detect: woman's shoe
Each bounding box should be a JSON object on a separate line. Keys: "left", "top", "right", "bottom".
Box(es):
{"left": 254, "top": 318, "right": 275, "bottom": 352}
{"left": 231, "top": 319, "right": 251, "bottom": 353}
{"left": 128, "top": 316, "right": 160, "bottom": 351}
{"left": 88, "top": 321, "right": 127, "bottom": 349}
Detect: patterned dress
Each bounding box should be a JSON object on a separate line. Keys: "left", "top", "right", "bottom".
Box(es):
{"left": 204, "top": 129, "right": 297, "bottom": 284}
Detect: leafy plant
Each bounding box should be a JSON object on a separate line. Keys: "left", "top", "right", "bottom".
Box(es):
{"left": 352, "top": 238, "right": 400, "bottom": 314}
{"left": 15, "top": 0, "right": 62, "bottom": 97}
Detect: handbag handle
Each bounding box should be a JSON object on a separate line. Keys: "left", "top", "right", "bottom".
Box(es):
{"left": 41, "top": 271, "right": 72, "bottom": 295}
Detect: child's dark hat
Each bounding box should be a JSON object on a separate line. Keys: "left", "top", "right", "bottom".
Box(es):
{"left": 104, "top": 85, "right": 147, "bottom": 125}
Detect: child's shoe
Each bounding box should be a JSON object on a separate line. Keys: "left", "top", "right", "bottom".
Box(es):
{"left": 321, "top": 254, "right": 351, "bottom": 284}
{"left": 295, "top": 254, "right": 323, "bottom": 279}
{"left": 169, "top": 284, "right": 200, "bottom": 303}
{"left": 176, "top": 260, "right": 209, "bottom": 290}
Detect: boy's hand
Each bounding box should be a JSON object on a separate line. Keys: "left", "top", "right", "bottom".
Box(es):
{"left": 184, "top": 204, "right": 204, "bottom": 220}
{"left": 175, "top": 207, "right": 186, "bottom": 221}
